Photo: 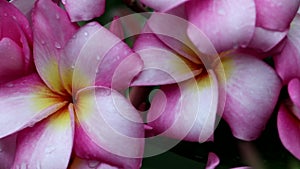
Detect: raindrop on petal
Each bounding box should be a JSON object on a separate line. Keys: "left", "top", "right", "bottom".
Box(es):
{"left": 12, "top": 16, "right": 17, "bottom": 20}
{"left": 88, "top": 160, "right": 99, "bottom": 168}
{"left": 41, "top": 40, "right": 46, "bottom": 45}
{"left": 45, "top": 146, "right": 55, "bottom": 154}
{"left": 3, "top": 13, "right": 7, "bottom": 16}
{"left": 54, "top": 42, "right": 61, "bottom": 49}
{"left": 6, "top": 83, "right": 14, "bottom": 87}
{"left": 55, "top": 14, "right": 60, "bottom": 20}
{"left": 84, "top": 32, "right": 89, "bottom": 36}
{"left": 96, "top": 55, "right": 101, "bottom": 61}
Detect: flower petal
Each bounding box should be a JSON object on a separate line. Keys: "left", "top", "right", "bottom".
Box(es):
{"left": 69, "top": 157, "right": 119, "bottom": 169}
{"left": 254, "top": 0, "right": 300, "bottom": 31}
{"left": 0, "top": 134, "right": 17, "bottom": 169}
{"left": 0, "top": 74, "right": 67, "bottom": 138}
{"left": 247, "top": 27, "right": 287, "bottom": 53}
{"left": 147, "top": 70, "right": 219, "bottom": 142}
{"left": 0, "top": 38, "right": 25, "bottom": 84}
{"left": 277, "top": 103, "right": 300, "bottom": 160}
{"left": 140, "top": 0, "right": 189, "bottom": 12}
{"left": 62, "top": 22, "right": 142, "bottom": 94}
{"left": 288, "top": 78, "right": 300, "bottom": 109}
{"left": 62, "top": 0, "right": 105, "bottom": 22}
{"left": 109, "top": 16, "right": 124, "bottom": 40}
{"left": 12, "top": 104, "right": 74, "bottom": 168}
{"left": 274, "top": 14, "right": 300, "bottom": 84}
{"left": 74, "top": 86, "right": 144, "bottom": 168}
{"left": 205, "top": 152, "right": 219, "bottom": 169}
{"left": 32, "top": 0, "right": 78, "bottom": 94}
{"left": 186, "top": 0, "right": 256, "bottom": 52}
{"left": 222, "top": 53, "right": 281, "bottom": 140}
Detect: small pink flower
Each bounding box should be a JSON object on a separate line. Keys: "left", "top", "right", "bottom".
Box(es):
{"left": 0, "top": 0, "right": 144, "bottom": 168}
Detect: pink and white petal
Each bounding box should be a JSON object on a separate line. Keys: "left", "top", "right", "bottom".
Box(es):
{"left": 254, "top": 0, "right": 300, "bottom": 31}
{"left": 147, "top": 71, "right": 219, "bottom": 142}
{"left": 247, "top": 27, "right": 287, "bottom": 53}
{"left": 74, "top": 86, "right": 144, "bottom": 168}
{"left": 288, "top": 78, "right": 300, "bottom": 109}
{"left": 132, "top": 47, "right": 200, "bottom": 86}
{"left": 186, "top": 0, "right": 256, "bottom": 52}
{"left": 146, "top": 13, "right": 202, "bottom": 64}
{"left": 0, "top": 74, "right": 67, "bottom": 138}
{"left": 13, "top": 104, "right": 74, "bottom": 168}
{"left": 32, "top": 0, "right": 78, "bottom": 94}
{"left": 64, "top": 22, "right": 142, "bottom": 93}
{"left": 0, "top": 134, "right": 17, "bottom": 169}
{"left": 70, "top": 157, "right": 120, "bottom": 169}
{"left": 141, "top": 0, "right": 189, "bottom": 12}
{"left": 222, "top": 53, "right": 281, "bottom": 141}
{"left": 205, "top": 152, "right": 220, "bottom": 169}
{"left": 277, "top": 103, "right": 300, "bottom": 160}
{"left": 231, "top": 167, "right": 252, "bottom": 169}
{"left": 0, "top": 38, "right": 25, "bottom": 84}
{"left": 109, "top": 16, "right": 124, "bottom": 40}
{"left": 274, "top": 14, "right": 300, "bottom": 84}
{"left": 62, "top": 0, "right": 105, "bottom": 22}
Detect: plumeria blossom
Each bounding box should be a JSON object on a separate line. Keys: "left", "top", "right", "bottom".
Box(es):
{"left": 0, "top": 0, "right": 144, "bottom": 168}
{"left": 275, "top": 12, "right": 300, "bottom": 160}
{"left": 131, "top": 11, "right": 281, "bottom": 142}
{"left": 10, "top": 0, "right": 105, "bottom": 22}
{"left": 141, "top": 0, "right": 300, "bottom": 55}
{"left": 0, "top": 0, "right": 34, "bottom": 84}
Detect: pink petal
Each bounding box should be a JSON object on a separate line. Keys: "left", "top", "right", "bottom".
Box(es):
{"left": 0, "top": 1, "right": 33, "bottom": 73}
{"left": 32, "top": 0, "right": 78, "bottom": 94}
{"left": 0, "top": 38, "right": 25, "bottom": 84}
{"left": 74, "top": 86, "right": 144, "bottom": 168}
{"left": 0, "top": 134, "right": 17, "bottom": 169}
{"left": 69, "top": 157, "right": 119, "bottom": 169}
{"left": 13, "top": 104, "right": 74, "bottom": 168}
{"left": 277, "top": 103, "right": 300, "bottom": 160}
{"left": 288, "top": 78, "right": 300, "bottom": 109}
{"left": 205, "top": 152, "right": 220, "bottom": 169}
{"left": 63, "top": 22, "right": 142, "bottom": 94}
{"left": 254, "top": 0, "right": 300, "bottom": 31}
{"left": 247, "top": 27, "right": 287, "bottom": 53}
{"left": 109, "top": 16, "right": 124, "bottom": 40}
{"left": 186, "top": 0, "right": 256, "bottom": 52}
{"left": 222, "top": 53, "right": 281, "bottom": 140}
{"left": 141, "top": 0, "right": 189, "bottom": 12}
{"left": 62, "top": 0, "right": 105, "bottom": 22}
{"left": 147, "top": 70, "right": 219, "bottom": 142}
{"left": 0, "top": 0, "right": 32, "bottom": 42}
{"left": 0, "top": 74, "right": 67, "bottom": 138}
{"left": 10, "top": 0, "right": 35, "bottom": 21}
{"left": 274, "top": 14, "right": 300, "bottom": 84}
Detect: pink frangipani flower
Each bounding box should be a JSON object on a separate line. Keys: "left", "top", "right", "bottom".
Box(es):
{"left": 132, "top": 11, "right": 281, "bottom": 142}
{"left": 0, "top": 0, "right": 144, "bottom": 168}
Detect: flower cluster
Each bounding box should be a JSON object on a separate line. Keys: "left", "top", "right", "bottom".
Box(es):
{"left": 0, "top": 0, "right": 299, "bottom": 168}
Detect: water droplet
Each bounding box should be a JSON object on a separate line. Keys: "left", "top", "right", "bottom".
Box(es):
{"left": 6, "top": 83, "right": 14, "bottom": 87}
{"left": 54, "top": 42, "right": 61, "bottom": 49}
{"left": 45, "top": 146, "right": 55, "bottom": 154}
{"left": 84, "top": 32, "right": 89, "bottom": 36}
{"left": 41, "top": 40, "right": 46, "bottom": 45}
{"left": 96, "top": 56, "right": 101, "bottom": 61}
{"left": 217, "top": 8, "right": 225, "bottom": 15}
{"left": 95, "top": 69, "right": 99, "bottom": 73}
{"left": 12, "top": 15, "right": 17, "bottom": 20}
{"left": 71, "top": 65, "right": 75, "bottom": 69}
{"left": 88, "top": 160, "right": 99, "bottom": 168}
{"left": 3, "top": 13, "right": 7, "bottom": 16}
{"left": 72, "top": 34, "right": 76, "bottom": 39}
{"left": 55, "top": 14, "right": 60, "bottom": 19}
